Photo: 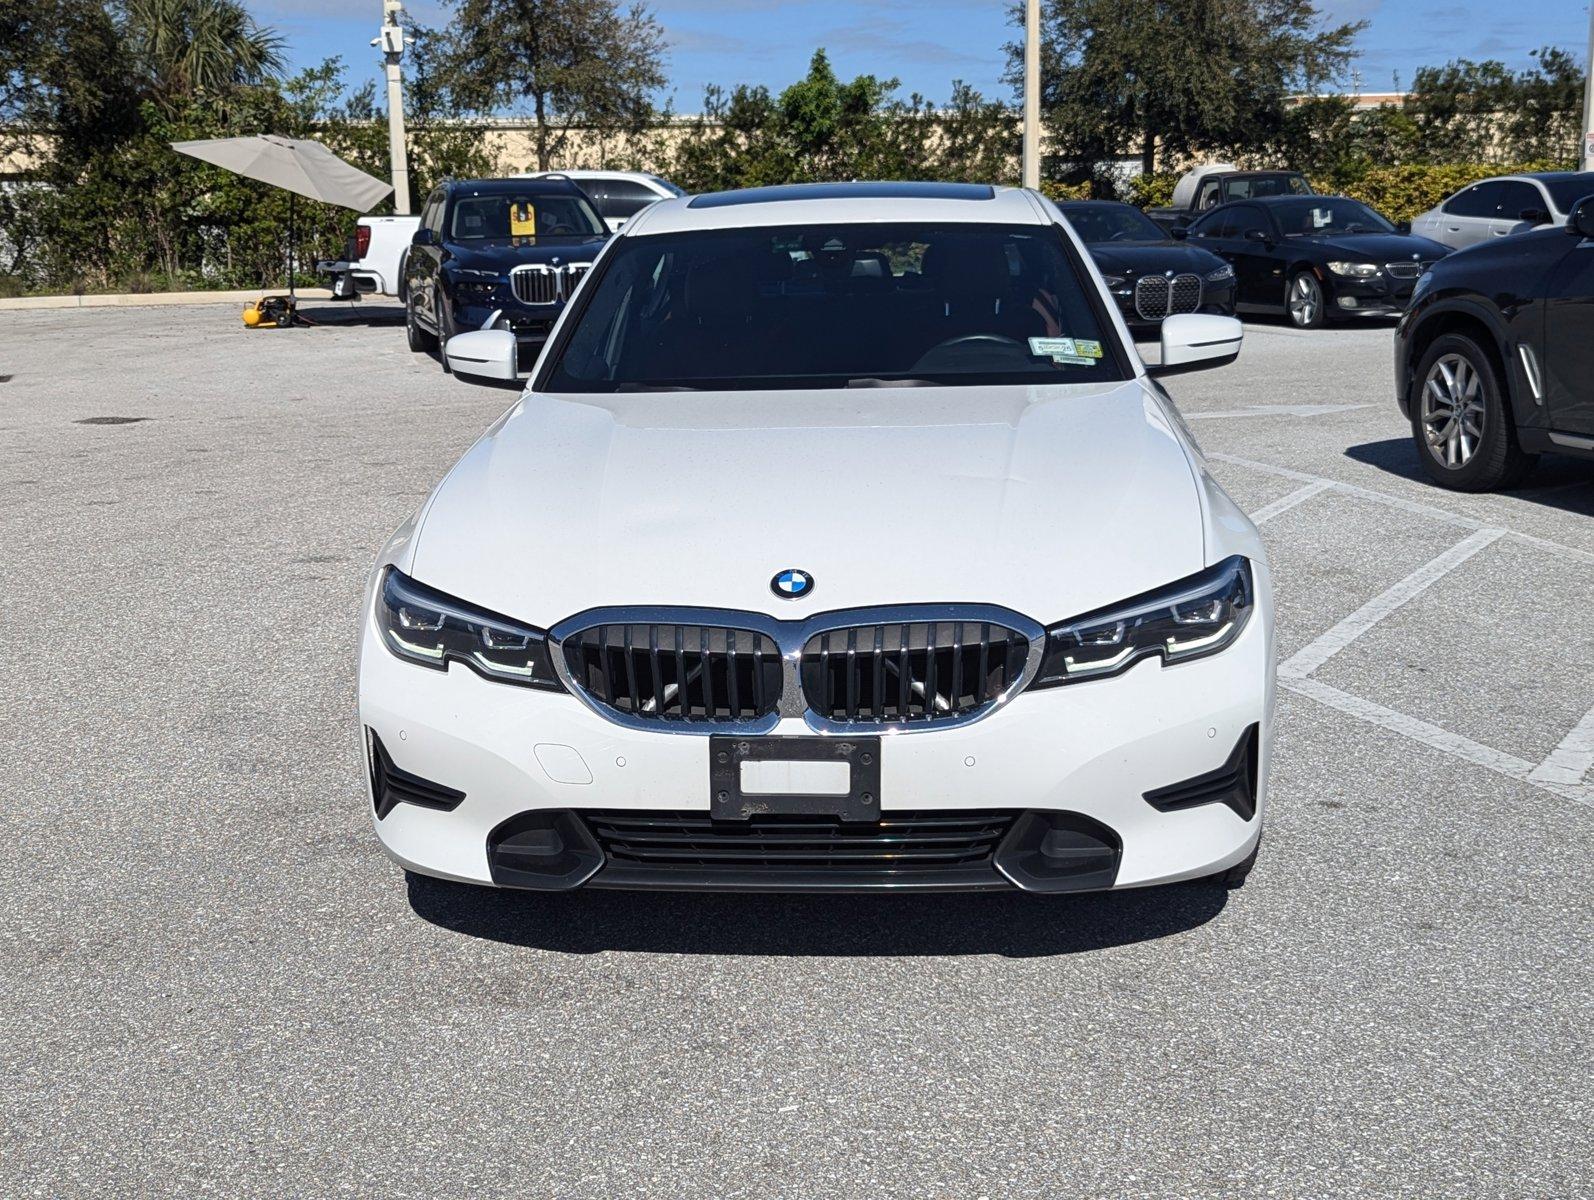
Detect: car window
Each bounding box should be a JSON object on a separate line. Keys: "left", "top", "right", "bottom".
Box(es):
{"left": 1494, "top": 181, "right": 1544, "bottom": 220}
{"left": 1225, "top": 175, "right": 1309, "bottom": 200}
{"left": 1187, "top": 208, "right": 1231, "bottom": 238}
{"left": 1196, "top": 179, "right": 1223, "bottom": 210}
{"left": 541, "top": 222, "right": 1128, "bottom": 391}
{"left": 591, "top": 179, "right": 667, "bottom": 220}
{"left": 448, "top": 192, "right": 606, "bottom": 241}
{"left": 1270, "top": 198, "right": 1394, "bottom": 235}
{"left": 423, "top": 191, "right": 446, "bottom": 236}
{"left": 1228, "top": 207, "right": 1270, "bottom": 239}
{"left": 1443, "top": 181, "right": 1506, "bottom": 218}
{"left": 1060, "top": 205, "right": 1167, "bottom": 243}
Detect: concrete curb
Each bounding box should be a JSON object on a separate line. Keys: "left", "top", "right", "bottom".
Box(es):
{"left": 0, "top": 287, "right": 336, "bottom": 312}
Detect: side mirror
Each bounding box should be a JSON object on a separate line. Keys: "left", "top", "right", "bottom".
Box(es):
{"left": 1395, "top": 219, "right": 1412, "bottom": 235}
{"left": 1244, "top": 228, "right": 1271, "bottom": 244}
{"left": 1519, "top": 207, "right": 1550, "bottom": 227}
{"left": 1147, "top": 314, "right": 1243, "bottom": 378}
{"left": 444, "top": 330, "right": 519, "bottom": 381}
{"left": 1570, "top": 196, "right": 1594, "bottom": 239}
{"left": 1170, "top": 227, "right": 1189, "bottom": 241}
{"left": 411, "top": 227, "right": 435, "bottom": 247}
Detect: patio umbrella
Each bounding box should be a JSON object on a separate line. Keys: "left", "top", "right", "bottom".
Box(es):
{"left": 171, "top": 134, "right": 394, "bottom": 302}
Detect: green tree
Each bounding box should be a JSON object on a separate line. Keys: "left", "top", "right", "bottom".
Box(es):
{"left": 436, "top": 0, "right": 666, "bottom": 170}
{"left": 1008, "top": 0, "right": 1363, "bottom": 176}
{"left": 122, "top": 0, "right": 285, "bottom": 113}
{"left": 1406, "top": 47, "right": 1584, "bottom": 164}
{"left": 671, "top": 50, "right": 1016, "bottom": 192}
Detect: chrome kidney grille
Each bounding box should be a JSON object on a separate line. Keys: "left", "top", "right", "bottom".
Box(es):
{"left": 509, "top": 263, "right": 589, "bottom": 306}
{"left": 801, "top": 621, "right": 1030, "bottom": 724}
{"left": 1134, "top": 273, "right": 1202, "bottom": 321}
{"left": 561, "top": 624, "right": 782, "bottom": 723}
{"left": 554, "top": 606, "right": 1043, "bottom": 733}
{"left": 1384, "top": 261, "right": 1432, "bottom": 280}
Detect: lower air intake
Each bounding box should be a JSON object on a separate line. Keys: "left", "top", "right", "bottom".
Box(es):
{"left": 367, "top": 730, "right": 465, "bottom": 820}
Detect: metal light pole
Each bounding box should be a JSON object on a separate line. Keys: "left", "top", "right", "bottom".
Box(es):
{"left": 374, "top": 0, "right": 413, "bottom": 213}
{"left": 1022, "top": 0, "right": 1041, "bottom": 189}
{"left": 1583, "top": 1, "right": 1594, "bottom": 171}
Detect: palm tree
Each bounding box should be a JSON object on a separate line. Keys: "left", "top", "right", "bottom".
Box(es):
{"left": 123, "top": 0, "right": 285, "bottom": 110}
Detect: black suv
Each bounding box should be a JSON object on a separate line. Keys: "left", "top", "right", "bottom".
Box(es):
{"left": 1396, "top": 194, "right": 1594, "bottom": 491}
{"left": 404, "top": 177, "right": 609, "bottom": 371}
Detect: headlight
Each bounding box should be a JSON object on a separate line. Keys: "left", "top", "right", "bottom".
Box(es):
{"left": 453, "top": 268, "right": 508, "bottom": 281}
{"left": 1099, "top": 273, "right": 1130, "bottom": 290}
{"left": 1205, "top": 264, "right": 1235, "bottom": 283}
{"left": 1032, "top": 556, "right": 1254, "bottom": 687}
{"left": 376, "top": 568, "right": 565, "bottom": 691}
{"left": 1326, "top": 261, "right": 1380, "bottom": 279}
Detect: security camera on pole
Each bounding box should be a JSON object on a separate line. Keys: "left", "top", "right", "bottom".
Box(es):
{"left": 372, "top": 0, "right": 414, "bottom": 214}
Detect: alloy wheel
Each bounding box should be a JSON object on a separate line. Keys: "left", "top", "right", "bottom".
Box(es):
{"left": 1287, "top": 274, "right": 1320, "bottom": 326}
{"left": 1420, "top": 352, "right": 1485, "bottom": 468}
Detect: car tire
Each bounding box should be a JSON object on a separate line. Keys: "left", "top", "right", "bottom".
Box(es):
{"left": 405, "top": 293, "right": 436, "bottom": 353}
{"left": 1286, "top": 270, "right": 1325, "bottom": 329}
{"left": 1409, "top": 332, "right": 1536, "bottom": 492}
{"left": 395, "top": 250, "right": 409, "bottom": 304}
{"left": 435, "top": 294, "right": 454, "bottom": 374}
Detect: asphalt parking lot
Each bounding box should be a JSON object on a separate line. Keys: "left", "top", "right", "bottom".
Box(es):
{"left": 2, "top": 301, "right": 1590, "bottom": 1198}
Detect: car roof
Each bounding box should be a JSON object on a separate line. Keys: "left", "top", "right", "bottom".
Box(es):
{"left": 1219, "top": 194, "right": 1350, "bottom": 207}
{"left": 519, "top": 169, "right": 663, "bottom": 182}
{"left": 448, "top": 177, "right": 583, "bottom": 196}
{"left": 623, "top": 182, "right": 1045, "bottom": 235}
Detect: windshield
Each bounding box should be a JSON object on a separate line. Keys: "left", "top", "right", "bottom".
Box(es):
{"left": 449, "top": 192, "right": 606, "bottom": 241}
{"left": 1272, "top": 198, "right": 1394, "bottom": 236}
{"left": 540, "top": 222, "right": 1126, "bottom": 392}
{"left": 1541, "top": 174, "right": 1594, "bottom": 213}
{"left": 1224, "top": 174, "right": 1312, "bottom": 201}
{"left": 1062, "top": 205, "right": 1167, "bottom": 244}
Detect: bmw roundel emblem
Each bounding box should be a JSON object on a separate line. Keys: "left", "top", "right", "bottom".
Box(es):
{"left": 771, "top": 569, "right": 814, "bottom": 600}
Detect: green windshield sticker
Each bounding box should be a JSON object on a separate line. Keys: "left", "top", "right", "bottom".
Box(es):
{"left": 1029, "top": 336, "right": 1103, "bottom": 364}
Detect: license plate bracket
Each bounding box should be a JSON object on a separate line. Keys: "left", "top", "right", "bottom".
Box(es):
{"left": 709, "top": 735, "right": 881, "bottom": 822}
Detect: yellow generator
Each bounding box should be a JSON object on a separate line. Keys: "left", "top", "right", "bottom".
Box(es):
{"left": 242, "top": 296, "right": 297, "bottom": 328}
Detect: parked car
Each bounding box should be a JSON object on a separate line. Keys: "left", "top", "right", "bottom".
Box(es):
{"left": 317, "top": 213, "right": 420, "bottom": 299}
{"left": 1184, "top": 195, "right": 1450, "bottom": 328}
{"left": 403, "top": 176, "right": 609, "bottom": 371}
{"left": 361, "top": 180, "right": 1271, "bottom": 898}
{"left": 1055, "top": 199, "right": 1237, "bottom": 334}
{"left": 1146, "top": 163, "right": 1314, "bottom": 231}
{"left": 1395, "top": 195, "right": 1594, "bottom": 492}
{"left": 1410, "top": 171, "right": 1594, "bottom": 250}
{"left": 520, "top": 170, "right": 685, "bottom": 232}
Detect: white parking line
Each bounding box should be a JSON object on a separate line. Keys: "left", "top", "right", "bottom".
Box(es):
{"left": 1528, "top": 706, "right": 1594, "bottom": 788}
{"left": 1249, "top": 480, "right": 1334, "bottom": 525}
{"left": 1213, "top": 452, "right": 1594, "bottom": 806}
{"left": 1280, "top": 528, "right": 1506, "bottom": 679}
{"left": 1283, "top": 676, "right": 1592, "bottom": 810}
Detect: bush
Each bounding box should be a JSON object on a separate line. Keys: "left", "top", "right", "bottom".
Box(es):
{"left": 1038, "top": 181, "right": 1092, "bottom": 202}
{"left": 1126, "top": 172, "right": 1177, "bottom": 210}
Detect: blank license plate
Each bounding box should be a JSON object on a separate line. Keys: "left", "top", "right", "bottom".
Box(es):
{"left": 739, "top": 759, "right": 851, "bottom": 796}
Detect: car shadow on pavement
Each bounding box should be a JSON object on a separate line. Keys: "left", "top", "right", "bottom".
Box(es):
{"left": 1346, "top": 438, "right": 1594, "bottom": 512}
{"left": 296, "top": 302, "right": 406, "bottom": 328}
{"left": 405, "top": 873, "right": 1230, "bottom": 958}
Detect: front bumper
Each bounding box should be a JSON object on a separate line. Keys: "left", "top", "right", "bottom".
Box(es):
{"left": 1325, "top": 273, "right": 1418, "bottom": 318}
{"left": 357, "top": 577, "right": 1275, "bottom": 893}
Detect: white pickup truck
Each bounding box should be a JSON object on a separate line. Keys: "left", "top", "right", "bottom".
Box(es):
{"left": 317, "top": 214, "right": 421, "bottom": 299}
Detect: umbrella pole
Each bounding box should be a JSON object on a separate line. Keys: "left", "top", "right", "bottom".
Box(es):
{"left": 288, "top": 191, "right": 297, "bottom": 306}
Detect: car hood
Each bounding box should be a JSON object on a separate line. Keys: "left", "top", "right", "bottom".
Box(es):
{"left": 449, "top": 237, "right": 607, "bottom": 269}
{"left": 1288, "top": 232, "right": 1450, "bottom": 260}
{"left": 1090, "top": 242, "right": 1225, "bottom": 276}
{"left": 407, "top": 381, "right": 1208, "bottom": 628}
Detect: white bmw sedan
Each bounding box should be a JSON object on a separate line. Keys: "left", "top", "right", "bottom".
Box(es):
{"left": 359, "top": 181, "right": 1274, "bottom": 895}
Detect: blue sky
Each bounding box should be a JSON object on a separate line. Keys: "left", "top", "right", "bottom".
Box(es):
{"left": 253, "top": 0, "right": 1591, "bottom": 111}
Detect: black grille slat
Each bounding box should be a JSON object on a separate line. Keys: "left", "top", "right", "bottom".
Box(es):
{"left": 587, "top": 809, "right": 1019, "bottom": 877}
{"left": 800, "top": 620, "right": 1029, "bottom": 725}
{"left": 563, "top": 623, "right": 780, "bottom": 724}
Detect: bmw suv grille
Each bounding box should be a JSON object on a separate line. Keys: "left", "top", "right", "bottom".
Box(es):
{"left": 1134, "top": 273, "right": 1202, "bottom": 321}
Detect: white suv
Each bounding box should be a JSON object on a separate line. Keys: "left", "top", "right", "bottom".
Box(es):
{"left": 519, "top": 170, "right": 685, "bottom": 232}
{"left": 360, "top": 182, "right": 1274, "bottom": 895}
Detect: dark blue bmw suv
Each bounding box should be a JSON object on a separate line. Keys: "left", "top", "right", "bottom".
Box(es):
{"left": 404, "top": 176, "right": 609, "bottom": 371}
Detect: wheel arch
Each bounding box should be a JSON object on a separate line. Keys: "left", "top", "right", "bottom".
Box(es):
{"left": 1401, "top": 301, "right": 1517, "bottom": 421}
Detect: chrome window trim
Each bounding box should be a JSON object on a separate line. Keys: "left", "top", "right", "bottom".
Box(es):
{"left": 548, "top": 603, "right": 1047, "bottom": 736}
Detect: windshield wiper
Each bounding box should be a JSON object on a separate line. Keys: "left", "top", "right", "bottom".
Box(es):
{"left": 845, "top": 377, "right": 945, "bottom": 388}
{"left": 613, "top": 382, "right": 699, "bottom": 392}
